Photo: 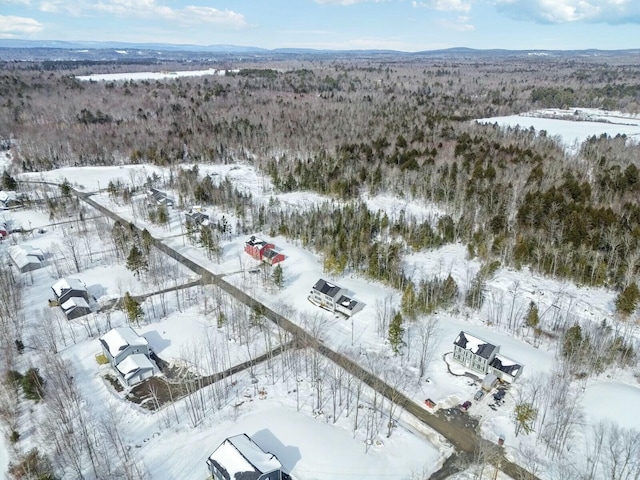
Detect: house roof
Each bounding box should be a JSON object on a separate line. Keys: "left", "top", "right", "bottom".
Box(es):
{"left": 336, "top": 295, "right": 359, "bottom": 311}
{"left": 116, "top": 354, "right": 154, "bottom": 380}
{"left": 208, "top": 434, "right": 282, "bottom": 480}
{"left": 19, "top": 245, "right": 45, "bottom": 260}
{"left": 100, "top": 326, "right": 148, "bottom": 357}
{"left": 454, "top": 331, "right": 498, "bottom": 360}
{"left": 8, "top": 246, "right": 42, "bottom": 269}
{"left": 246, "top": 235, "right": 268, "bottom": 248}
{"left": 51, "top": 277, "right": 87, "bottom": 297}
{"left": 312, "top": 278, "right": 343, "bottom": 298}
{"left": 61, "top": 296, "right": 90, "bottom": 311}
{"left": 489, "top": 354, "right": 522, "bottom": 377}
{"left": 262, "top": 248, "right": 282, "bottom": 260}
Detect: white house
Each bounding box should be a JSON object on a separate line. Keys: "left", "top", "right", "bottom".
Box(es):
{"left": 310, "top": 279, "right": 362, "bottom": 317}
{"left": 206, "top": 434, "right": 283, "bottom": 480}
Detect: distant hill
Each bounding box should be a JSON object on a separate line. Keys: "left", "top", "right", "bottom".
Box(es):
{"left": 1, "top": 39, "right": 639, "bottom": 62}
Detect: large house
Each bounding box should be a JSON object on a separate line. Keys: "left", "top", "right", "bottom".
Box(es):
{"left": 51, "top": 277, "right": 89, "bottom": 305}
{"left": 99, "top": 326, "right": 156, "bottom": 387}
{"left": 244, "top": 236, "right": 285, "bottom": 265}
{"left": 309, "top": 279, "right": 362, "bottom": 317}
{"left": 206, "top": 434, "right": 283, "bottom": 480}
{"left": 146, "top": 188, "right": 174, "bottom": 207}
{"left": 452, "top": 330, "right": 523, "bottom": 383}
{"left": 184, "top": 209, "right": 210, "bottom": 228}
{"left": 99, "top": 326, "right": 152, "bottom": 367}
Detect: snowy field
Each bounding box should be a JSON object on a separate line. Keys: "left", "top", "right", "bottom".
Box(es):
{"left": 75, "top": 68, "right": 236, "bottom": 82}
{"left": 477, "top": 108, "right": 640, "bottom": 154}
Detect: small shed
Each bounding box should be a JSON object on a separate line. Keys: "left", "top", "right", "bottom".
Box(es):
{"left": 482, "top": 372, "right": 498, "bottom": 391}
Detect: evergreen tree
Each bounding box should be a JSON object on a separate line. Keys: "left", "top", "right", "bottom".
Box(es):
{"left": 126, "top": 245, "right": 148, "bottom": 278}
{"left": 401, "top": 283, "right": 417, "bottom": 319}
{"left": 525, "top": 301, "right": 540, "bottom": 329}
{"left": 388, "top": 311, "right": 404, "bottom": 355}
{"left": 123, "top": 292, "right": 144, "bottom": 325}
{"left": 199, "top": 225, "right": 221, "bottom": 261}
{"left": 563, "top": 323, "right": 584, "bottom": 359}
{"left": 272, "top": 263, "right": 284, "bottom": 289}
{"left": 513, "top": 402, "right": 538, "bottom": 436}
{"left": 141, "top": 228, "right": 153, "bottom": 254}
{"left": 59, "top": 178, "right": 72, "bottom": 198}
{"left": 1, "top": 170, "right": 17, "bottom": 190}
{"left": 157, "top": 205, "right": 169, "bottom": 226}
{"left": 615, "top": 282, "right": 640, "bottom": 317}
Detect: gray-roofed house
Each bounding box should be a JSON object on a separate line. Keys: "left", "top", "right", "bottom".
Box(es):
{"left": 206, "top": 433, "right": 283, "bottom": 480}
{"left": 185, "top": 209, "right": 209, "bottom": 228}
{"left": 60, "top": 296, "right": 91, "bottom": 320}
{"left": 8, "top": 245, "right": 45, "bottom": 273}
{"left": 51, "top": 277, "right": 89, "bottom": 305}
{"left": 99, "top": 326, "right": 152, "bottom": 367}
{"left": 147, "top": 188, "right": 174, "bottom": 207}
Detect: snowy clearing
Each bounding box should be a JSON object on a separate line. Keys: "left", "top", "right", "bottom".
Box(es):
{"left": 477, "top": 108, "right": 640, "bottom": 154}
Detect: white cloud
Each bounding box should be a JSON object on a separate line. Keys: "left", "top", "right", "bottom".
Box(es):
{"left": 35, "top": 0, "right": 247, "bottom": 27}
{"left": 2, "top": 0, "right": 31, "bottom": 5}
{"left": 412, "top": 0, "right": 474, "bottom": 12}
{"left": 495, "top": 0, "right": 640, "bottom": 24}
{"left": 440, "top": 15, "right": 475, "bottom": 30}
{"left": 0, "top": 14, "right": 43, "bottom": 37}
{"left": 314, "top": 0, "right": 389, "bottom": 4}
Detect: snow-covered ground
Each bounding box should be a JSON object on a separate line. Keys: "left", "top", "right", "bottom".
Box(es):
{"left": 75, "top": 68, "right": 237, "bottom": 82}
{"left": 477, "top": 108, "right": 640, "bottom": 154}
{"left": 4, "top": 138, "right": 640, "bottom": 479}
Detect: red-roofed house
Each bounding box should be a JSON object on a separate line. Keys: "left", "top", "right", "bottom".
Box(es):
{"left": 245, "top": 236, "right": 285, "bottom": 265}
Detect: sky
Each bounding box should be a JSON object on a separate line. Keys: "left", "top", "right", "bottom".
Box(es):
{"left": 0, "top": 0, "right": 639, "bottom": 51}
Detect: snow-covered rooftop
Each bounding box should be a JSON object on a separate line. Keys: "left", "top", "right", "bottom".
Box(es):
{"left": 8, "top": 245, "right": 42, "bottom": 270}
{"left": 489, "top": 353, "right": 522, "bottom": 377}
{"left": 51, "top": 277, "right": 87, "bottom": 297}
{"left": 454, "top": 331, "right": 498, "bottom": 359}
{"left": 61, "top": 297, "right": 90, "bottom": 311}
{"left": 116, "top": 354, "right": 155, "bottom": 380}
{"left": 100, "top": 326, "right": 148, "bottom": 357}
{"left": 208, "top": 434, "right": 281, "bottom": 478}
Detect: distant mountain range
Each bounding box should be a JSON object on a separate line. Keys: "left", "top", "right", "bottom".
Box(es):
{"left": 1, "top": 39, "right": 639, "bottom": 62}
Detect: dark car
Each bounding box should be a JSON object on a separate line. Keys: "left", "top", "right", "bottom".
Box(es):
{"left": 493, "top": 389, "right": 506, "bottom": 401}
{"left": 460, "top": 400, "right": 472, "bottom": 411}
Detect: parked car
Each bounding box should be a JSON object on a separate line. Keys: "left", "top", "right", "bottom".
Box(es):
{"left": 474, "top": 390, "right": 485, "bottom": 401}
{"left": 493, "top": 389, "right": 506, "bottom": 401}
{"left": 460, "top": 400, "right": 472, "bottom": 411}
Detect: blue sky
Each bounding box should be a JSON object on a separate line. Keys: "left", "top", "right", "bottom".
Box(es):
{"left": 1, "top": 0, "right": 639, "bottom": 51}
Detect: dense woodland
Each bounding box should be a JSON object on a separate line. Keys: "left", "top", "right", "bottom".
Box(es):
{"left": 5, "top": 55, "right": 638, "bottom": 290}
{"left": 1, "top": 53, "right": 640, "bottom": 479}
